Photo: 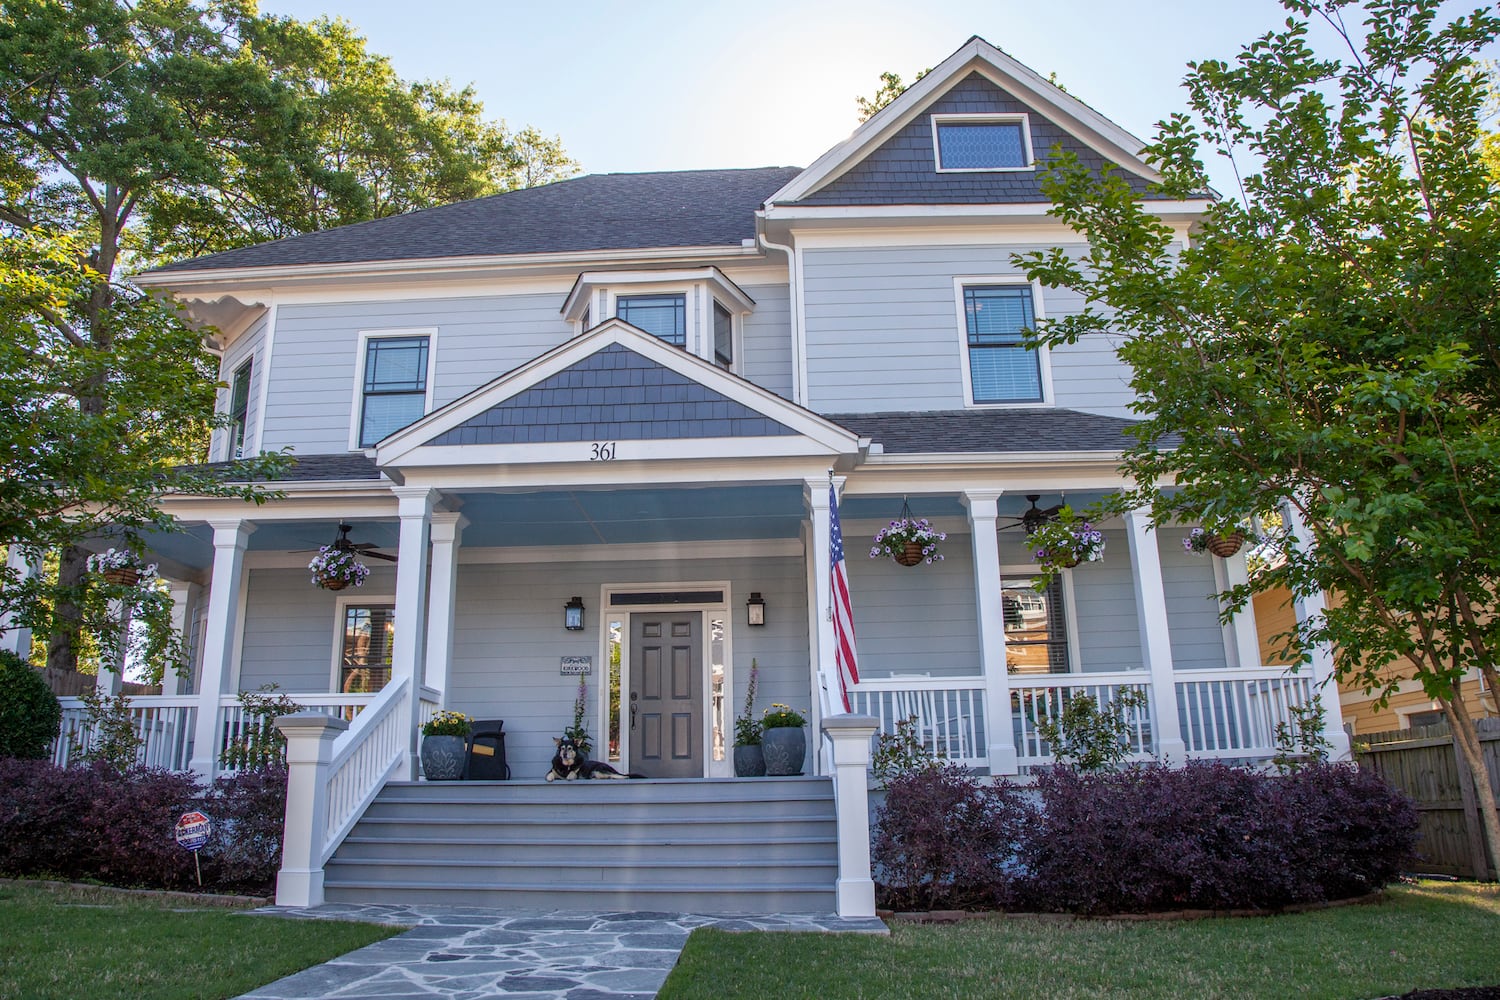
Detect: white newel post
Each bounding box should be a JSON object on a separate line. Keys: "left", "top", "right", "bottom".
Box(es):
{"left": 273, "top": 711, "right": 349, "bottom": 907}
{"left": 190, "top": 520, "right": 254, "bottom": 776}
{"left": 1125, "top": 509, "right": 1186, "bottom": 763}
{"left": 962, "top": 490, "right": 1018, "bottom": 775}
{"left": 392, "top": 487, "right": 436, "bottom": 779}
{"left": 422, "top": 513, "right": 465, "bottom": 705}
{"left": 0, "top": 545, "right": 40, "bottom": 657}
{"left": 823, "top": 714, "right": 878, "bottom": 919}
{"left": 1280, "top": 503, "right": 1353, "bottom": 760}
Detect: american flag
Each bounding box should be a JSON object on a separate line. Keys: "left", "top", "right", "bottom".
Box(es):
{"left": 829, "top": 480, "right": 860, "bottom": 712}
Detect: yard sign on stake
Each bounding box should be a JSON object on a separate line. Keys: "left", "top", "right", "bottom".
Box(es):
{"left": 174, "top": 810, "right": 212, "bottom": 886}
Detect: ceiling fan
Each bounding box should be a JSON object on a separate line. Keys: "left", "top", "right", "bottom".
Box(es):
{"left": 294, "top": 522, "right": 397, "bottom": 562}
{"left": 998, "top": 495, "right": 1064, "bottom": 536}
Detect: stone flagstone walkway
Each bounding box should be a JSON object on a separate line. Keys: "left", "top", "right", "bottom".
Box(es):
{"left": 236, "top": 903, "right": 887, "bottom": 1000}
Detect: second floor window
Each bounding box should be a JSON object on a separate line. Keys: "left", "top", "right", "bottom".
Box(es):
{"left": 359, "top": 335, "right": 430, "bottom": 447}
{"left": 713, "top": 302, "right": 733, "bottom": 368}
{"left": 963, "top": 285, "right": 1043, "bottom": 404}
{"left": 227, "top": 359, "right": 252, "bottom": 459}
{"left": 617, "top": 293, "right": 686, "bottom": 347}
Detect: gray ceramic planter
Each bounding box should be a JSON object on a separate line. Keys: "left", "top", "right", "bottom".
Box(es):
{"left": 761, "top": 727, "right": 805, "bottom": 776}
{"left": 421, "top": 734, "right": 467, "bottom": 780}
{"left": 733, "top": 744, "right": 766, "bottom": 777}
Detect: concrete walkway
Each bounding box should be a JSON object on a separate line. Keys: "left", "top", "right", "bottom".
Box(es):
{"left": 236, "top": 903, "right": 887, "bottom": 1000}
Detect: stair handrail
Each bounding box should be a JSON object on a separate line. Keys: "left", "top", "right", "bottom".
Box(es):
{"left": 320, "top": 675, "right": 412, "bottom": 865}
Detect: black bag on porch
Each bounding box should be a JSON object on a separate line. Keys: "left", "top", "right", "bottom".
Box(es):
{"left": 463, "top": 719, "right": 510, "bottom": 780}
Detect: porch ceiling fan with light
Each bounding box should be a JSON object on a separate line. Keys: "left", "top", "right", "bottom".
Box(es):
{"left": 295, "top": 522, "right": 398, "bottom": 563}
{"left": 997, "top": 495, "right": 1064, "bottom": 536}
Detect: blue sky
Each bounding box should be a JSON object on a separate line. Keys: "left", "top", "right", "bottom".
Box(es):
{"left": 257, "top": 1, "right": 1493, "bottom": 197}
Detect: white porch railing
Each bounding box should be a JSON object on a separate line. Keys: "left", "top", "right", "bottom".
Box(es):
{"left": 320, "top": 676, "right": 411, "bottom": 865}
{"left": 847, "top": 677, "right": 988, "bottom": 768}
{"left": 1011, "top": 671, "right": 1154, "bottom": 767}
{"left": 1176, "top": 667, "right": 1317, "bottom": 760}
{"left": 52, "top": 695, "right": 198, "bottom": 771}
{"left": 217, "top": 693, "right": 375, "bottom": 772}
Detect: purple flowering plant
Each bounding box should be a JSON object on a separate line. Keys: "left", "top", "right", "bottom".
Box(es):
{"left": 308, "top": 545, "right": 370, "bottom": 589}
{"left": 870, "top": 517, "right": 947, "bottom": 564}
{"left": 1028, "top": 507, "right": 1106, "bottom": 569}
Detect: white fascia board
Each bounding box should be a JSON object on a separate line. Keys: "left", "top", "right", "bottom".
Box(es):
{"left": 133, "top": 244, "right": 765, "bottom": 293}
{"left": 764, "top": 200, "right": 1213, "bottom": 224}
{"left": 767, "top": 38, "right": 1163, "bottom": 207}
{"left": 459, "top": 538, "right": 805, "bottom": 565}
{"left": 560, "top": 266, "right": 757, "bottom": 320}
{"left": 159, "top": 491, "right": 398, "bottom": 523}
{"left": 845, "top": 466, "right": 1135, "bottom": 497}
{"left": 375, "top": 318, "right": 863, "bottom": 465}
{"left": 395, "top": 436, "right": 843, "bottom": 470}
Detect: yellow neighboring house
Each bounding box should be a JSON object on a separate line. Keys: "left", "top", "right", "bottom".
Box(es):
{"left": 1253, "top": 588, "right": 1498, "bottom": 735}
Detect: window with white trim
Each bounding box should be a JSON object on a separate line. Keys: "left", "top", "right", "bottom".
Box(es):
{"left": 227, "top": 358, "right": 252, "bottom": 459}
{"left": 617, "top": 294, "right": 686, "bottom": 347}
{"left": 933, "top": 114, "right": 1033, "bottom": 171}
{"left": 359, "top": 335, "right": 430, "bottom": 447}
{"left": 1002, "top": 577, "right": 1069, "bottom": 674}
{"left": 339, "top": 603, "right": 394, "bottom": 693}
{"left": 712, "top": 302, "right": 733, "bottom": 369}
{"left": 963, "top": 285, "right": 1043, "bottom": 403}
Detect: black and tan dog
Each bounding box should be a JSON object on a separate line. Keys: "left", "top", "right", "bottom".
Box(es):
{"left": 545, "top": 736, "right": 646, "bottom": 780}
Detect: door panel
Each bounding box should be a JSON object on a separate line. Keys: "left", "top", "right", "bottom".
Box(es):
{"left": 630, "top": 612, "right": 702, "bottom": 778}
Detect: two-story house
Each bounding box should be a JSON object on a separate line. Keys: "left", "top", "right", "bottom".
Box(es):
{"left": 48, "top": 37, "right": 1349, "bottom": 916}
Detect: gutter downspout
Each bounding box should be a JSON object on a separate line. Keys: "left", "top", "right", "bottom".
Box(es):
{"left": 757, "top": 220, "right": 806, "bottom": 408}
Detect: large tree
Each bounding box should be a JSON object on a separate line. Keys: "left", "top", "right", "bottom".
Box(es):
{"left": 0, "top": 0, "right": 576, "bottom": 672}
{"left": 1018, "top": 0, "right": 1500, "bottom": 876}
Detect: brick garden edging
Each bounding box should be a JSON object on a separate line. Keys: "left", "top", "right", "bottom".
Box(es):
{"left": 881, "top": 889, "right": 1386, "bottom": 924}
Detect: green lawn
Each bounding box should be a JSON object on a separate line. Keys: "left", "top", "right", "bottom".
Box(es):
{"left": 660, "top": 881, "right": 1500, "bottom": 1000}
{"left": 0, "top": 882, "right": 398, "bottom": 1000}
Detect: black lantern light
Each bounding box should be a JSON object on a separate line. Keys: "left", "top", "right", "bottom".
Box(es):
{"left": 746, "top": 591, "right": 766, "bottom": 627}
{"left": 564, "top": 595, "right": 585, "bottom": 630}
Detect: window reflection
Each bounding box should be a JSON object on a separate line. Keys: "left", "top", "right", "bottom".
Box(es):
{"left": 1002, "top": 578, "right": 1069, "bottom": 673}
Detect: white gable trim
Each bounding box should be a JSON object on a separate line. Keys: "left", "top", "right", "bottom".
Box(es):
{"left": 767, "top": 37, "right": 1161, "bottom": 207}
{"left": 374, "top": 318, "right": 862, "bottom": 467}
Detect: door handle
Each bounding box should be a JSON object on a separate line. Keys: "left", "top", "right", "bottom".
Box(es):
{"left": 630, "top": 691, "right": 638, "bottom": 729}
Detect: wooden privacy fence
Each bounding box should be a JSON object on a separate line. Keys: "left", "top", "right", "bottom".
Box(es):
{"left": 1355, "top": 718, "right": 1500, "bottom": 881}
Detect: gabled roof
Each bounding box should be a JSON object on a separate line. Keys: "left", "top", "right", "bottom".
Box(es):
{"left": 146, "top": 167, "right": 802, "bottom": 274}
{"left": 767, "top": 36, "right": 1163, "bottom": 208}
{"left": 377, "top": 319, "right": 862, "bottom": 469}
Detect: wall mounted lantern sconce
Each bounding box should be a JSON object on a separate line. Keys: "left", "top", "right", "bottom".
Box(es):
{"left": 746, "top": 591, "right": 766, "bottom": 627}
{"left": 564, "top": 596, "right": 585, "bottom": 631}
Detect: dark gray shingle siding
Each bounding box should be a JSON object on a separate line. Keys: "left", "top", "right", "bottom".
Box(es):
{"left": 828, "top": 409, "right": 1149, "bottom": 453}
{"left": 426, "top": 344, "right": 799, "bottom": 446}
{"left": 795, "top": 73, "right": 1161, "bottom": 206}
{"left": 150, "top": 167, "right": 803, "bottom": 274}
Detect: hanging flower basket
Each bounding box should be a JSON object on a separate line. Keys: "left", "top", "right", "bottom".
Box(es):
{"left": 308, "top": 545, "right": 369, "bottom": 591}
{"left": 1184, "top": 527, "right": 1252, "bottom": 559}
{"left": 870, "top": 500, "right": 947, "bottom": 567}
{"left": 1028, "top": 510, "right": 1105, "bottom": 571}
{"left": 86, "top": 548, "right": 148, "bottom": 587}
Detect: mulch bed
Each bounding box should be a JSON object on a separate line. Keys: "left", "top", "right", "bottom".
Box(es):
{"left": 880, "top": 890, "right": 1386, "bottom": 924}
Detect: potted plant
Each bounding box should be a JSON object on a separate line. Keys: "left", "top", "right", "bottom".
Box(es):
{"left": 564, "top": 676, "right": 592, "bottom": 758}
{"left": 307, "top": 545, "right": 369, "bottom": 591}
{"left": 1028, "top": 508, "right": 1105, "bottom": 570}
{"left": 1183, "top": 526, "right": 1253, "bottom": 558}
{"left": 869, "top": 501, "right": 947, "bottom": 567}
{"left": 86, "top": 548, "right": 150, "bottom": 588}
{"left": 733, "top": 659, "right": 765, "bottom": 777}
{"left": 760, "top": 703, "right": 807, "bottom": 776}
{"left": 420, "top": 709, "right": 472, "bottom": 781}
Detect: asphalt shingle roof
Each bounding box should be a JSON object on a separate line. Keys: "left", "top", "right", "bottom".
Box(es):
{"left": 149, "top": 167, "right": 803, "bottom": 273}
{"left": 188, "top": 454, "right": 383, "bottom": 482}
{"left": 827, "top": 409, "right": 1152, "bottom": 454}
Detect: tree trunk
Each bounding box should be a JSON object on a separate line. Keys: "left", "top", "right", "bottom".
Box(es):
{"left": 46, "top": 545, "right": 86, "bottom": 672}
{"left": 1446, "top": 697, "right": 1500, "bottom": 881}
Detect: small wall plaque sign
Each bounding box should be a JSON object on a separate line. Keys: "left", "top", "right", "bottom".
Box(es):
{"left": 560, "top": 655, "right": 592, "bottom": 675}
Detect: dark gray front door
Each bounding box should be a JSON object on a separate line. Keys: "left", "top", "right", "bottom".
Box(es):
{"left": 630, "top": 612, "right": 702, "bottom": 778}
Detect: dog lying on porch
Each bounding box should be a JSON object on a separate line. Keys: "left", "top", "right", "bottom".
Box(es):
{"left": 546, "top": 736, "right": 646, "bottom": 780}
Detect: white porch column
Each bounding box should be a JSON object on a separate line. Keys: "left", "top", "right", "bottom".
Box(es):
{"left": 422, "top": 512, "right": 465, "bottom": 705}
{"left": 95, "top": 597, "right": 127, "bottom": 696}
{"left": 189, "top": 520, "right": 255, "bottom": 777}
{"left": 1125, "top": 509, "right": 1186, "bottom": 763}
{"left": 162, "top": 582, "right": 202, "bottom": 697}
{"left": 962, "top": 490, "right": 1018, "bottom": 775}
{"left": 1214, "top": 551, "right": 1264, "bottom": 670}
{"left": 804, "top": 477, "right": 844, "bottom": 779}
{"left": 273, "top": 711, "right": 348, "bottom": 907}
{"left": 822, "top": 714, "right": 878, "bottom": 919}
{"left": 392, "top": 487, "right": 437, "bottom": 779}
{"left": 1280, "top": 504, "right": 1353, "bottom": 760}
{"left": 0, "top": 545, "right": 40, "bottom": 658}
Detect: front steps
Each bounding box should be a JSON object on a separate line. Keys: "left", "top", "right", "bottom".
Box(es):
{"left": 323, "top": 776, "right": 839, "bottom": 913}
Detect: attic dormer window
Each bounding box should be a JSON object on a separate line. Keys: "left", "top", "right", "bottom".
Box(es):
{"left": 932, "top": 114, "right": 1033, "bottom": 172}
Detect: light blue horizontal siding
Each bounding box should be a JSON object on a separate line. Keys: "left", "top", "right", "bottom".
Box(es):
{"left": 237, "top": 565, "right": 399, "bottom": 692}
{"left": 845, "top": 529, "right": 980, "bottom": 678}
{"left": 1159, "top": 529, "right": 1230, "bottom": 670}
{"left": 214, "top": 315, "right": 266, "bottom": 461}
{"left": 800, "top": 244, "right": 1133, "bottom": 416}
{"left": 739, "top": 282, "right": 793, "bottom": 399}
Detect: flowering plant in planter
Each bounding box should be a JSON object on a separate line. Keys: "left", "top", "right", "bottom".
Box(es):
{"left": 1183, "top": 525, "right": 1257, "bottom": 558}
{"left": 1028, "top": 508, "right": 1105, "bottom": 570}
{"left": 422, "top": 710, "right": 472, "bottom": 738}
{"left": 86, "top": 548, "right": 154, "bottom": 586}
{"left": 564, "top": 676, "right": 592, "bottom": 758}
{"left": 762, "top": 703, "right": 806, "bottom": 729}
{"left": 870, "top": 517, "right": 947, "bottom": 566}
{"left": 735, "top": 659, "right": 761, "bottom": 747}
{"left": 307, "top": 545, "right": 369, "bottom": 590}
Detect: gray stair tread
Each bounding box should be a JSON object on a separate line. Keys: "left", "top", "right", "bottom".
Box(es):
{"left": 324, "top": 877, "right": 834, "bottom": 892}
{"left": 340, "top": 834, "right": 836, "bottom": 846}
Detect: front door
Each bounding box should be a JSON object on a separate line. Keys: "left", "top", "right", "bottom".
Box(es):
{"left": 629, "top": 612, "right": 702, "bottom": 778}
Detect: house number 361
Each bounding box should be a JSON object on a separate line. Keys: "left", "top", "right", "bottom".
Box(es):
{"left": 590, "top": 442, "right": 616, "bottom": 461}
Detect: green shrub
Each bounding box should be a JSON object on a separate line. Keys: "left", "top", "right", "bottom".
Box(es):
{"left": 0, "top": 650, "right": 61, "bottom": 759}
